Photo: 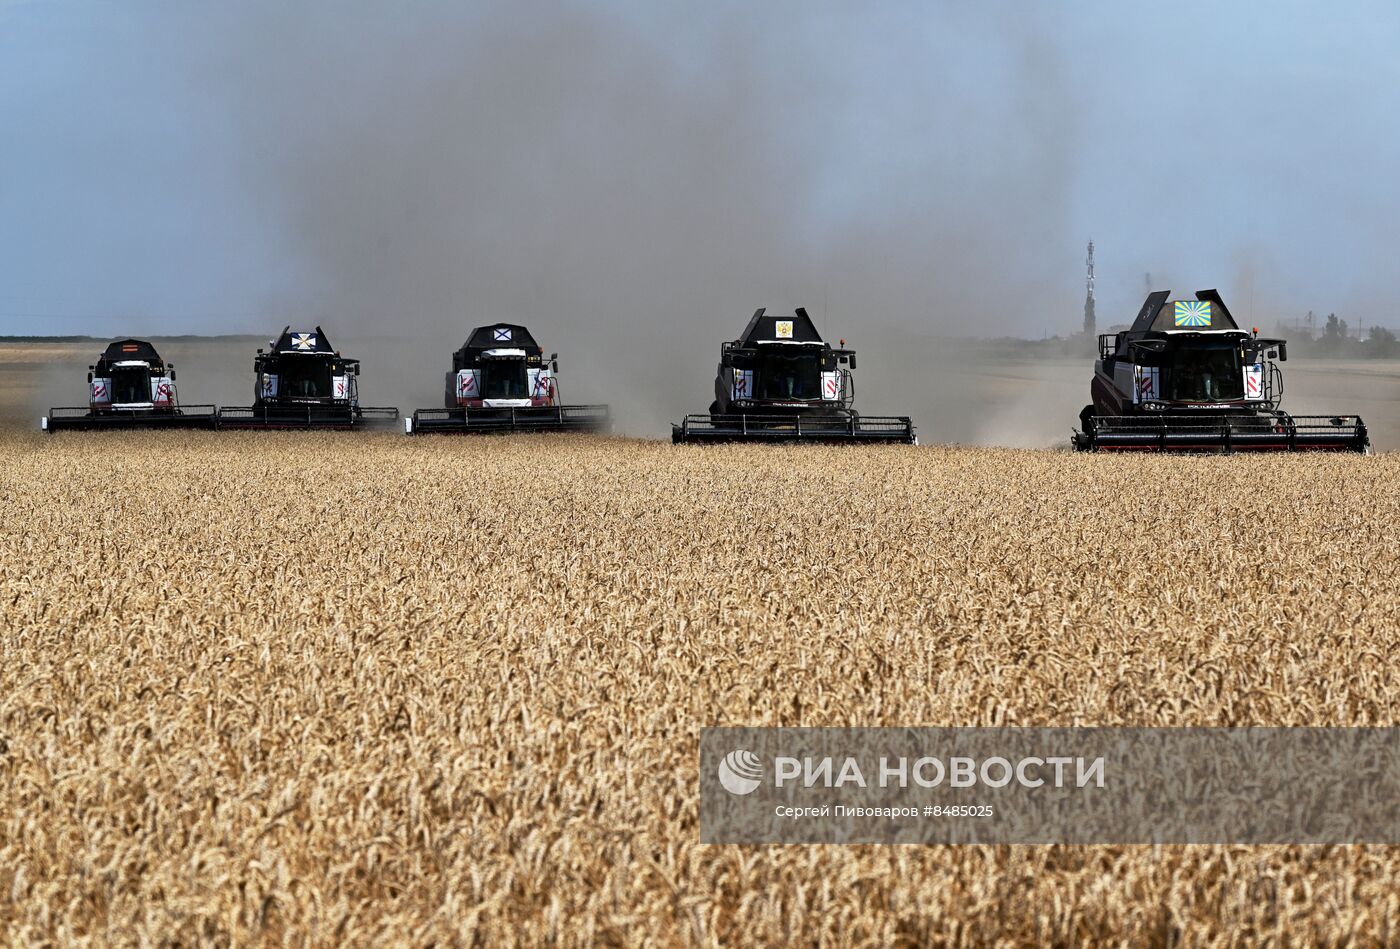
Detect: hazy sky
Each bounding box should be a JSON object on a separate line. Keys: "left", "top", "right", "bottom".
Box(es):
{"left": 3, "top": 1, "right": 1399, "bottom": 338}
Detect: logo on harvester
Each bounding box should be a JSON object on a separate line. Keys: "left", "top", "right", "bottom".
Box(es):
{"left": 292, "top": 333, "right": 316, "bottom": 350}
{"left": 718, "top": 749, "right": 764, "bottom": 795}
{"left": 775, "top": 320, "right": 794, "bottom": 339}
{"left": 493, "top": 327, "right": 512, "bottom": 341}
{"left": 1173, "top": 301, "right": 1212, "bottom": 327}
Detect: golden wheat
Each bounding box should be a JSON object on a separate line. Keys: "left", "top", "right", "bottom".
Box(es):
{"left": 1, "top": 430, "right": 1398, "bottom": 945}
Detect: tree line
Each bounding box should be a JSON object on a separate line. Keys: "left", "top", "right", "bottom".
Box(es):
{"left": 1276, "top": 313, "right": 1399, "bottom": 358}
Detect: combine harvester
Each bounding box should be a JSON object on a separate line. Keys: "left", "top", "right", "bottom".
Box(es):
{"left": 405, "top": 324, "right": 609, "bottom": 434}
{"left": 671, "top": 307, "right": 916, "bottom": 444}
{"left": 42, "top": 339, "right": 216, "bottom": 432}
{"left": 217, "top": 326, "right": 399, "bottom": 430}
{"left": 1073, "top": 290, "right": 1369, "bottom": 453}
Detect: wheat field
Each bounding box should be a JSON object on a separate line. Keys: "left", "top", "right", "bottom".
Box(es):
{"left": 2, "top": 429, "right": 1399, "bottom": 945}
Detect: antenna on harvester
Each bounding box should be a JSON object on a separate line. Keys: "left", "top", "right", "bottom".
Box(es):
{"left": 1083, "top": 239, "right": 1096, "bottom": 336}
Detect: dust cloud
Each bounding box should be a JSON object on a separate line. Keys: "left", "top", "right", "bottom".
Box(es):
{"left": 154, "top": 3, "right": 1082, "bottom": 436}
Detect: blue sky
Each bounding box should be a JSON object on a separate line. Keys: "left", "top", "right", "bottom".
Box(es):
{"left": 3, "top": 1, "right": 1399, "bottom": 336}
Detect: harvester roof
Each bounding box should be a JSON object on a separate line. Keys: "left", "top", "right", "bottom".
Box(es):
{"left": 736, "top": 307, "right": 826, "bottom": 346}
{"left": 98, "top": 340, "right": 161, "bottom": 366}
{"left": 1130, "top": 290, "right": 1242, "bottom": 334}
{"left": 98, "top": 338, "right": 163, "bottom": 366}
{"left": 270, "top": 326, "right": 338, "bottom": 354}
{"left": 458, "top": 324, "right": 542, "bottom": 355}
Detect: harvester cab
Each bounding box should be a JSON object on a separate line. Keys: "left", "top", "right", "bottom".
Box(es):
{"left": 43, "top": 339, "right": 216, "bottom": 432}
{"left": 671, "top": 307, "right": 916, "bottom": 443}
{"left": 216, "top": 326, "right": 399, "bottom": 429}
{"left": 406, "top": 323, "right": 610, "bottom": 434}
{"left": 1073, "top": 290, "right": 1369, "bottom": 452}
